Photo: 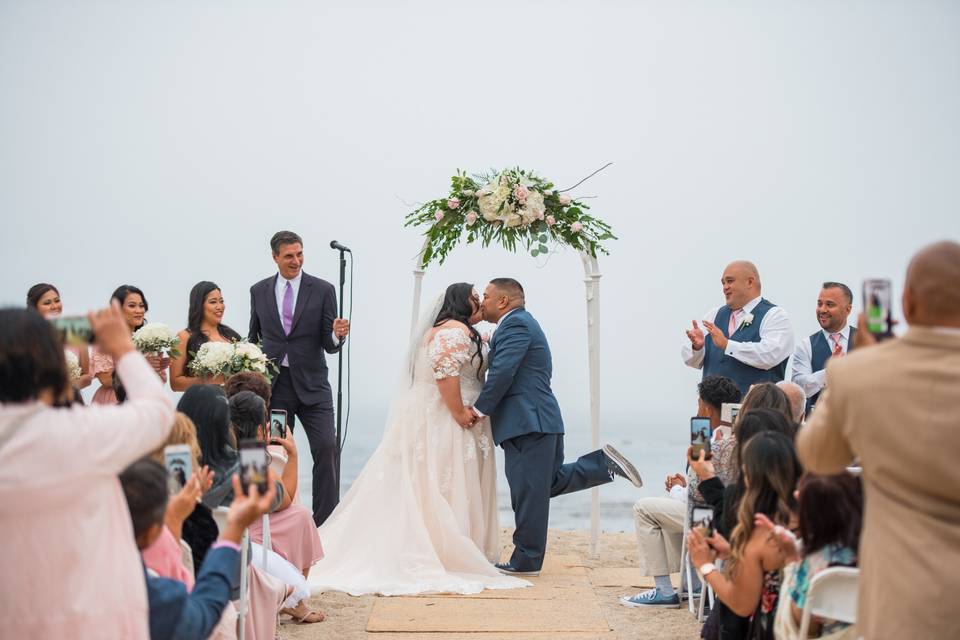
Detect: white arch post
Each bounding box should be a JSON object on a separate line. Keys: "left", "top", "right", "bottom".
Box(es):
{"left": 409, "top": 243, "right": 603, "bottom": 556}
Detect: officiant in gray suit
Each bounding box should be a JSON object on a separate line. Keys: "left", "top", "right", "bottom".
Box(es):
{"left": 249, "top": 230, "right": 350, "bottom": 526}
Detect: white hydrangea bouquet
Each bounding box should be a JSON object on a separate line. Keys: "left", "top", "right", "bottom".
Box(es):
{"left": 404, "top": 166, "right": 616, "bottom": 267}
{"left": 132, "top": 323, "right": 182, "bottom": 357}
{"left": 64, "top": 349, "right": 82, "bottom": 382}
{"left": 189, "top": 340, "right": 275, "bottom": 381}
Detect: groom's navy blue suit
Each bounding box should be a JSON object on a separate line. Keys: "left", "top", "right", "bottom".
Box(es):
{"left": 474, "top": 307, "right": 612, "bottom": 572}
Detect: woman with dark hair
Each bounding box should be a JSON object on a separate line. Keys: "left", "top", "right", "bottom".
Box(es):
{"left": 0, "top": 305, "right": 174, "bottom": 638}
{"left": 27, "top": 282, "right": 93, "bottom": 391}
{"left": 759, "top": 473, "right": 862, "bottom": 639}
{"left": 92, "top": 285, "right": 168, "bottom": 404}
{"left": 305, "top": 282, "right": 529, "bottom": 596}
{"left": 228, "top": 391, "right": 325, "bottom": 601}
{"left": 688, "top": 431, "right": 802, "bottom": 640}
{"left": 169, "top": 281, "right": 242, "bottom": 391}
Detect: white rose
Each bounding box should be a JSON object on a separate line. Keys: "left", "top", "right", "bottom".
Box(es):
{"left": 559, "top": 194, "right": 572, "bottom": 206}
{"left": 505, "top": 213, "right": 523, "bottom": 228}
{"left": 462, "top": 189, "right": 475, "bottom": 197}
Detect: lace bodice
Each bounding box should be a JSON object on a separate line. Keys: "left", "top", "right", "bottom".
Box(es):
{"left": 421, "top": 327, "right": 487, "bottom": 394}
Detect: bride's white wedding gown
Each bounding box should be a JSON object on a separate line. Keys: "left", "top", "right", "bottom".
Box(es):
{"left": 306, "top": 326, "right": 529, "bottom": 595}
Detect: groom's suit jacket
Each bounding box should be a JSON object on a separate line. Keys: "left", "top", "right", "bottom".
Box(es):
{"left": 474, "top": 308, "right": 564, "bottom": 446}
{"left": 248, "top": 272, "right": 341, "bottom": 408}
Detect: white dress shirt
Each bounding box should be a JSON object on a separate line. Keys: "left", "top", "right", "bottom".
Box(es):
{"left": 274, "top": 272, "right": 340, "bottom": 367}
{"left": 791, "top": 324, "right": 851, "bottom": 398}
{"left": 681, "top": 295, "right": 795, "bottom": 371}
{"left": 473, "top": 307, "right": 521, "bottom": 418}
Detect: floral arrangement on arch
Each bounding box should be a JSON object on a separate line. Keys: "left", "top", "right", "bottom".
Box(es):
{"left": 404, "top": 167, "right": 616, "bottom": 268}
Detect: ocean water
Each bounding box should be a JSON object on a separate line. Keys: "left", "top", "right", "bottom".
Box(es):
{"left": 294, "top": 404, "right": 691, "bottom": 534}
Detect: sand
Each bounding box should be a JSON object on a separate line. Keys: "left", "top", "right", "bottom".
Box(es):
{"left": 277, "top": 528, "right": 703, "bottom": 640}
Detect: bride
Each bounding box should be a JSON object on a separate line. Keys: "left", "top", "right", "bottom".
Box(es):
{"left": 306, "top": 283, "right": 529, "bottom": 595}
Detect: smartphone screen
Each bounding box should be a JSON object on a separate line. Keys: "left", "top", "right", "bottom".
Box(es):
{"left": 863, "top": 279, "right": 893, "bottom": 338}
{"left": 720, "top": 402, "right": 742, "bottom": 424}
{"left": 269, "top": 409, "right": 287, "bottom": 440}
{"left": 164, "top": 444, "right": 192, "bottom": 495}
{"left": 690, "top": 417, "right": 713, "bottom": 459}
{"left": 51, "top": 315, "right": 94, "bottom": 346}
{"left": 692, "top": 506, "right": 715, "bottom": 537}
{"left": 239, "top": 439, "right": 268, "bottom": 495}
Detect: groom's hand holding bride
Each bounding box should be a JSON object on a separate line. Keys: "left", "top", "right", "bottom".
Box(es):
{"left": 454, "top": 406, "right": 478, "bottom": 429}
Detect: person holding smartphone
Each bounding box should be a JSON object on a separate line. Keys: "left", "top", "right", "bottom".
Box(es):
{"left": 0, "top": 303, "right": 174, "bottom": 639}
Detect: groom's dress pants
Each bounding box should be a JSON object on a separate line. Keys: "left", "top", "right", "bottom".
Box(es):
{"left": 270, "top": 368, "right": 338, "bottom": 526}
{"left": 502, "top": 432, "right": 612, "bottom": 571}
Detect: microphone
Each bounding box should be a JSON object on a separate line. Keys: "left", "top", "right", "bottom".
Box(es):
{"left": 329, "top": 240, "right": 352, "bottom": 253}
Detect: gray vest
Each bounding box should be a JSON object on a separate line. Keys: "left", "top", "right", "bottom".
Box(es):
{"left": 702, "top": 299, "right": 788, "bottom": 395}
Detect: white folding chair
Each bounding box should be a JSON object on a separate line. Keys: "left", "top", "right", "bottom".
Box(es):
{"left": 678, "top": 499, "right": 696, "bottom": 614}
{"left": 797, "top": 566, "right": 859, "bottom": 638}
{"left": 260, "top": 514, "right": 271, "bottom": 570}
{"left": 213, "top": 506, "right": 250, "bottom": 640}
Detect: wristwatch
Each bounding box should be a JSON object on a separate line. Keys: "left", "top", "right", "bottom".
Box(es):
{"left": 698, "top": 562, "right": 717, "bottom": 577}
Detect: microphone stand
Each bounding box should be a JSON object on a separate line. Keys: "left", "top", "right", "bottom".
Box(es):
{"left": 335, "top": 247, "right": 346, "bottom": 495}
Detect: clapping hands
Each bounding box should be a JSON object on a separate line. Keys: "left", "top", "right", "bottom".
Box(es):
{"left": 685, "top": 320, "right": 705, "bottom": 350}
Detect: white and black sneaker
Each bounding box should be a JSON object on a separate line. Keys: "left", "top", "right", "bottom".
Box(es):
{"left": 603, "top": 444, "right": 642, "bottom": 487}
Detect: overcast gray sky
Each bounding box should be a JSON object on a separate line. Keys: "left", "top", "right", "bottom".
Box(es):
{"left": 2, "top": 2, "right": 959, "bottom": 499}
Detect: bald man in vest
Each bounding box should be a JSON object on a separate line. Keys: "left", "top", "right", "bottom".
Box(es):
{"left": 682, "top": 261, "right": 795, "bottom": 395}
{"left": 797, "top": 240, "right": 960, "bottom": 639}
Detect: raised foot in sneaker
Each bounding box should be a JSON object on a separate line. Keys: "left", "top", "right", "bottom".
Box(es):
{"left": 619, "top": 587, "right": 681, "bottom": 609}
{"left": 603, "top": 444, "right": 643, "bottom": 487}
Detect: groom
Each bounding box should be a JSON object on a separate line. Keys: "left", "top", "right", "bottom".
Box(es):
{"left": 249, "top": 230, "right": 350, "bottom": 526}
{"left": 469, "top": 278, "right": 642, "bottom": 576}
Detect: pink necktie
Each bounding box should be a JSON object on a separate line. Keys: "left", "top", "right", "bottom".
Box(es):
{"left": 728, "top": 309, "right": 741, "bottom": 335}
{"left": 282, "top": 281, "right": 294, "bottom": 335}
{"left": 831, "top": 333, "right": 843, "bottom": 357}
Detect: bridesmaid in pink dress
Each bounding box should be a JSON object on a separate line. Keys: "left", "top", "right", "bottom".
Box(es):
{"left": 169, "top": 281, "right": 242, "bottom": 392}
{"left": 27, "top": 283, "right": 94, "bottom": 393}
{"left": 92, "top": 285, "right": 169, "bottom": 405}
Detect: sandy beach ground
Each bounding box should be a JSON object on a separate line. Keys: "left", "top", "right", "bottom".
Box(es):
{"left": 279, "top": 528, "right": 702, "bottom": 640}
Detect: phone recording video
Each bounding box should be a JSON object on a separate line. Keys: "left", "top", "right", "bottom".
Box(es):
{"left": 721, "top": 402, "right": 742, "bottom": 425}
{"left": 692, "top": 506, "right": 715, "bottom": 538}
{"left": 863, "top": 279, "right": 894, "bottom": 339}
{"left": 690, "top": 416, "right": 713, "bottom": 460}
{"left": 164, "top": 444, "right": 192, "bottom": 495}
{"left": 239, "top": 439, "right": 268, "bottom": 495}
{"left": 269, "top": 409, "right": 287, "bottom": 440}
{"left": 51, "top": 315, "right": 94, "bottom": 347}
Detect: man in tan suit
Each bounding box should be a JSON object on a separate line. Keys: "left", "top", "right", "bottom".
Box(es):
{"left": 797, "top": 240, "right": 960, "bottom": 639}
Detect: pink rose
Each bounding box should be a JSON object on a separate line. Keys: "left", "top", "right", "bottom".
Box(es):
{"left": 513, "top": 185, "right": 529, "bottom": 203}
{"left": 536, "top": 210, "right": 545, "bottom": 220}
{"left": 465, "top": 211, "right": 478, "bottom": 226}
{"left": 447, "top": 197, "right": 460, "bottom": 209}
{"left": 570, "top": 221, "right": 583, "bottom": 233}
{"left": 545, "top": 215, "right": 556, "bottom": 227}
{"left": 435, "top": 211, "right": 445, "bottom": 221}
{"left": 559, "top": 194, "right": 572, "bottom": 206}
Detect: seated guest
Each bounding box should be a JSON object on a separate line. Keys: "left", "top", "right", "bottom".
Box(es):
{"left": 689, "top": 407, "right": 797, "bottom": 640}
{"left": 224, "top": 370, "right": 273, "bottom": 404}
{"left": 119, "top": 457, "right": 275, "bottom": 640}
{"left": 178, "top": 384, "right": 322, "bottom": 624}
{"left": 27, "top": 282, "right": 93, "bottom": 391}
{"left": 687, "top": 431, "right": 802, "bottom": 640}
{"left": 709, "top": 382, "right": 794, "bottom": 485}
{"left": 229, "top": 391, "right": 324, "bottom": 578}
{"left": 0, "top": 305, "right": 173, "bottom": 639}
{"left": 170, "top": 281, "right": 242, "bottom": 391}
{"left": 758, "top": 472, "right": 862, "bottom": 639}
{"left": 790, "top": 282, "right": 857, "bottom": 414}
{"left": 92, "top": 285, "right": 168, "bottom": 405}
{"left": 776, "top": 381, "right": 807, "bottom": 424}
{"left": 620, "top": 375, "right": 741, "bottom": 609}
{"left": 145, "top": 412, "right": 209, "bottom": 582}
{"left": 682, "top": 261, "right": 795, "bottom": 395}
{"left": 797, "top": 241, "right": 960, "bottom": 638}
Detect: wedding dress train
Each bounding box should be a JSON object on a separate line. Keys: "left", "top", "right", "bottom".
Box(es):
{"left": 306, "top": 322, "right": 528, "bottom": 596}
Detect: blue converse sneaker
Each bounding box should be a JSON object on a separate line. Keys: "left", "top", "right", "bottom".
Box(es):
{"left": 618, "top": 588, "right": 681, "bottom": 609}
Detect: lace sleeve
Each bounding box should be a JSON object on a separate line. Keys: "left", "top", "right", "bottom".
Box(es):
{"left": 428, "top": 328, "right": 473, "bottom": 380}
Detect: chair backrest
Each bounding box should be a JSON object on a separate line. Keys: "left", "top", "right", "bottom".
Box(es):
{"left": 798, "top": 566, "right": 859, "bottom": 638}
